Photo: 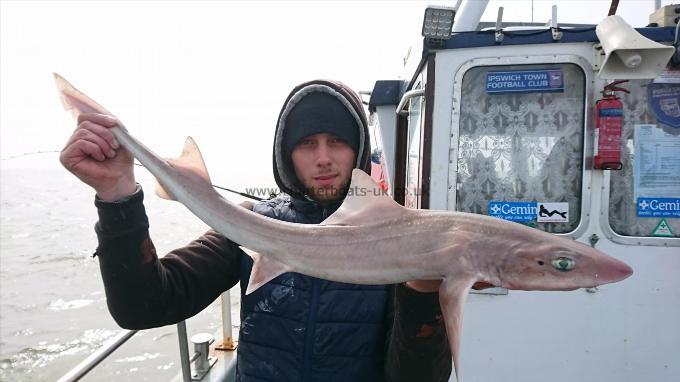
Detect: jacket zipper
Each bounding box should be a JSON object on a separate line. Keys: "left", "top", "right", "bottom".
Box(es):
{"left": 302, "top": 279, "right": 321, "bottom": 381}
{"left": 302, "top": 206, "right": 329, "bottom": 381}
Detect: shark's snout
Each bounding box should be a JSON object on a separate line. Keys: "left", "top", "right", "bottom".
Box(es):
{"left": 597, "top": 256, "right": 633, "bottom": 284}
{"left": 613, "top": 260, "right": 634, "bottom": 281}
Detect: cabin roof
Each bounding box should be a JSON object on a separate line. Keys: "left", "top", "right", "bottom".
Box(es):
{"left": 369, "top": 25, "right": 678, "bottom": 111}
{"left": 429, "top": 26, "right": 676, "bottom": 52}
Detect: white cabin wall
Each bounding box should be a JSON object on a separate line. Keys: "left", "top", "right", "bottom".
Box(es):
{"left": 455, "top": 172, "right": 679, "bottom": 382}
{"left": 427, "top": 42, "right": 680, "bottom": 382}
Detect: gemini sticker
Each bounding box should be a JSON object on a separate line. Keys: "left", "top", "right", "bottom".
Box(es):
{"left": 637, "top": 198, "right": 680, "bottom": 218}
{"left": 488, "top": 201, "right": 569, "bottom": 223}
{"left": 488, "top": 201, "right": 537, "bottom": 222}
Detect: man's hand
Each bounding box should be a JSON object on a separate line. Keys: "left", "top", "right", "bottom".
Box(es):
{"left": 60, "top": 113, "right": 137, "bottom": 202}
{"left": 405, "top": 280, "right": 442, "bottom": 293}
{"left": 405, "top": 280, "right": 496, "bottom": 293}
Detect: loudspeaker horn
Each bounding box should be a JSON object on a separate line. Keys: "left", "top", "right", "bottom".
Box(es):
{"left": 596, "top": 15, "right": 675, "bottom": 79}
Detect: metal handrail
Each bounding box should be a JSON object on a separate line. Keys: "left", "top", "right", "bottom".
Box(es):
{"left": 396, "top": 89, "right": 425, "bottom": 116}
{"left": 177, "top": 321, "right": 192, "bottom": 382}
{"left": 57, "top": 321, "right": 200, "bottom": 382}
{"left": 56, "top": 329, "right": 138, "bottom": 382}
{"left": 58, "top": 290, "right": 236, "bottom": 381}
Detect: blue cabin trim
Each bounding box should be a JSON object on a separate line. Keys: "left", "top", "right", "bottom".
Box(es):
{"left": 368, "top": 80, "right": 408, "bottom": 112}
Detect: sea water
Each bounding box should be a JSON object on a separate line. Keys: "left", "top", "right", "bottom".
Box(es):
{"left": 0, "top": 157, "right": 241, "bottom": 381}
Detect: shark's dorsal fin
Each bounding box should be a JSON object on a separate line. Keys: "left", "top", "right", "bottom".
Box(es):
{"left": 156, "top": 137, "right": 212, "bottom": 200}
{"left": 321, "top": 169, "right": 406, "bottom": 226}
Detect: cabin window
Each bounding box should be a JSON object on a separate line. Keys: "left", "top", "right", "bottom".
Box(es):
{"left": 454, "top": 64, "right": 585, "bottom": 233}
{"left": 608, "top": 79, "right": 680, "bottom": 238}
{"left": 405, "top": 82, "right": 425, "bottom": 209}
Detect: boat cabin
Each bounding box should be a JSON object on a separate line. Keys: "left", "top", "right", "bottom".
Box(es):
{"left": 369, "top": 2, "right": 679, "bottom": 381}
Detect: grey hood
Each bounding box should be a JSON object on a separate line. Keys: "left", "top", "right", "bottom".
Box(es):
{"left": 272, "top": 80, "right": 371, "bottom": 199}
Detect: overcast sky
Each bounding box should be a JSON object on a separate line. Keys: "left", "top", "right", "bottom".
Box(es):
{"left": 1, "top": 0, "right": 673, "bottom": 190}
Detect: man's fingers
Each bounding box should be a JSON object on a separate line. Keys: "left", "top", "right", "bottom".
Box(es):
{"left": 77, "top": 128, "right": 116, "bottom": 157}
{"left": 63, "top": 128, "right": 116, "bottom": 159}
{"left": 405, "top": 280, "right": 442, "bottom": 293}
{"left": 62, "top": 140, "right": 108, "bottom": 164}
{"left": 77, "top": 120, "right": 120, "bottom": 150}
{"left": 77, "top": 113, "right": 119, "bottom": 128}
{"left": 471, "top": 281, "right": 495, "bottom": 290}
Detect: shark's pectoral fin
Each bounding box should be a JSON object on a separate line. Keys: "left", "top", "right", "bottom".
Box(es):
{"left": 238, "top": 200, "right": 254, "bottom": 210}
{"left": 439, "top": 276, "right": 476, "bottom": 382}
{"left": 241, "top": 247, "right": 292, "bottom": 295}
{"left": 155, "top": 137, "right": 212, "bottom": 201}
{"left": 154, "top": 179, "right": 174, "bottom": 200}
{"left": 321, "top": 169, "right": 407, "bottom": 226}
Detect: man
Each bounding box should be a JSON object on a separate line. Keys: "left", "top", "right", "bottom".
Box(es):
{"left": 60, "top": 80, "right": 451, "bottom": 381}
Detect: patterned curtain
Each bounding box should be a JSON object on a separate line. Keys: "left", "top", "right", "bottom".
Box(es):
{"left": 452, "top": 64, "right": 585, "bottom": 233}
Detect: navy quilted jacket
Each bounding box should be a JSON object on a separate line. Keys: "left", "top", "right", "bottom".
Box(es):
{"left": 236, "top": 194, "right": 389, "bottom": 381}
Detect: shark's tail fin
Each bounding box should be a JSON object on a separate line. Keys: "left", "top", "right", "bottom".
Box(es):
{"left": 53, "top": 73, "right": 118, "bottom": 121}
{"left": 155, "top": 137, "right": 212, "bottom": 201}
{"left": 53, "top": 73, "right": 212, "bottom": 200}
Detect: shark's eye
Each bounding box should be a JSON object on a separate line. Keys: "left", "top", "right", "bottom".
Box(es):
{"left": 552, "top": 256, "right": 575, "bottom": 272}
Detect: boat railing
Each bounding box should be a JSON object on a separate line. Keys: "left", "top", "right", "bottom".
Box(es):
{"left": 56, "top": 329, "right": 138, "bottom": 382}
{"left": 57, "top": 290, "right": 237, "bottom": 382}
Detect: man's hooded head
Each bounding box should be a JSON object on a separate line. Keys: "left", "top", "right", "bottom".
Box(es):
{"left": 273, "top": 80, "right": 371, "bottom": 200}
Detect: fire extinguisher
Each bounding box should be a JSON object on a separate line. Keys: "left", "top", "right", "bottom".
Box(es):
{"left": 594, "top": 80, "right": 629, "bottom": 170}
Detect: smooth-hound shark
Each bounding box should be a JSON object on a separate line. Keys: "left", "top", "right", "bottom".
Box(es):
{"left": 54, "top": 73, "right": 633, "bottom": 381}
